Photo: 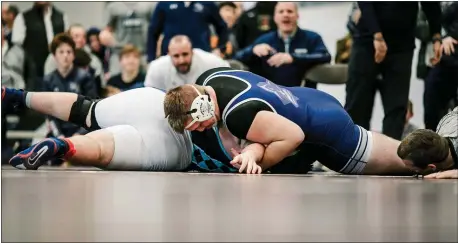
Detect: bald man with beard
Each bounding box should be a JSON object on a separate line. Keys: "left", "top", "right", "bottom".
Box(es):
{"left": 144, "top": 35, "right": 229, "bottom": 91}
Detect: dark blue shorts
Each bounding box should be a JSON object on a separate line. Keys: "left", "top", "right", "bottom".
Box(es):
{"left": 304, "top": 124, "right": 373, "bottom": 174}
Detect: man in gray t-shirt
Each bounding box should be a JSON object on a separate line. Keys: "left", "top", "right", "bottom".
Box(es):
{"left": 398, "top": 107, "right": 458, "bottom": 178}
{"left": 100, "top": 2, "right": 157, "bottom": 75}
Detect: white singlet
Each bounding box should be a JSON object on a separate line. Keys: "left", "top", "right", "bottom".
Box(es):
{"left": 93, "top": 87, "right": 194, "bottom": 171}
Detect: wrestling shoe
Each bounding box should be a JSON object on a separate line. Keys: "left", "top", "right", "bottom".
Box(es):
{"left": 1, "top": 86, "right": 27, "bottom": 113}
{"left": 9, "top": 138, "right": 70, "bottom": 170}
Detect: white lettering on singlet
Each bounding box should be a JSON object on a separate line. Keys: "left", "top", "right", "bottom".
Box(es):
{"left": 257, "top": 79, "right": 299, "bottom": 108}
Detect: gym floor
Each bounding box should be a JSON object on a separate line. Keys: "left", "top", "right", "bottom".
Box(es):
{"left": 2, "top": 166, "right": 457, "bottom": 242}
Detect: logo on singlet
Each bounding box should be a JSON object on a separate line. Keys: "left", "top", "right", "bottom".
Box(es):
{"left": 258, "top": 80, "right": 299, "bottom": 107}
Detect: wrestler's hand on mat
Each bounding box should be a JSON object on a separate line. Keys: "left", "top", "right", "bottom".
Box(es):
{"left": 267, "top": 53, "right": 293, "bottom": 67}
{"left": 424, "top": 169, "right": 458, "bottom": 179}
{"left": 230, "top": 148, "right": 262, "bottom": 174}
{"left": 253, "top": 44, "right": 276, "bottom": 57}
{"left": 441, "top": 37, "right": 457, "bottom": 56}
{"left": 373, "top": 33, "right": 387, "bottom": 63}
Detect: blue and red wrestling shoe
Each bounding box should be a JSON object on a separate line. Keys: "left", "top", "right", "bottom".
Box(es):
{"left": 9, "top": 138, "right": 73, "bottom": 170}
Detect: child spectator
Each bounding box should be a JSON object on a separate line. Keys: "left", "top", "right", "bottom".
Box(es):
{"left": 105, "top": 44, "right": 145, "bottom": 97}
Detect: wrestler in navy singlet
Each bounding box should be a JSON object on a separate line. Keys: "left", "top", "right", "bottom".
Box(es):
{"left": 195, "top": 67, "right": 372, "bottom": 174}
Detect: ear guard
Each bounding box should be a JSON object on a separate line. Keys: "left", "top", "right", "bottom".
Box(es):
{"left": 185, "top": 86, "right": 215, "bottom": 129}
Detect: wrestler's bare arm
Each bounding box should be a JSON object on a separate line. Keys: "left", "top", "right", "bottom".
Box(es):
{"left": 230, "top": 142, "right": 266, "bottom": 174}
{"left": 425, "top": 169, "right": 458, "bottom": 179}
{"left": 241, "top": 142, "right": 266, "bottom": 163}
{"left": 246, "top": 111, "right": 304, "bottom": 170}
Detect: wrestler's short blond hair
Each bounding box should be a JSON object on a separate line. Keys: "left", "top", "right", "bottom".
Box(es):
{"left": 164, "top": 84, "right": 206, "bottom": 133}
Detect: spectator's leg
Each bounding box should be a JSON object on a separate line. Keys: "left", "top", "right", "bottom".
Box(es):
{"left": 424, "top": 59, "right": 458, "bottom": 130}
{"left": 344, "top": 43, "right": 378, "bottom": 130}
{"left": 378, "top": 50, "right": 414, "bottom": 140}
{"left": 453, "top": 59, "right": 458, "bottom": 109}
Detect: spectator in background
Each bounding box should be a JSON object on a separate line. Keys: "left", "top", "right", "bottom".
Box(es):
{"left": 100, "top": 2, "right": 157, "bottom": 75}
{"left": 73, "top": 48, "right": 92, "bottom": 69}
{"left": 144, "top": 35, "right": 229, "bottom": 91}
{"left": 240, "top": 2, "right": 257, "bottom": 12}
{"left": 105, "top": 44, "right": 145, "bottom": 97}
{"left": 1, "top": 4, "right": 7, "bottom": 25}
{"left": 402, "top": 100, "right": 419, "bottom": 139}
{"left": 335, "top": 4, "right": 360, "bottom": 64}
{"left": 415, "top": 7, "right": 434, "bottom": 81}
{"left": 87, "top": 27, "right": 110, "bottom": 75}
{"left": 2, "top": 24, "right": 28, "bottom": 90}
{"left": 234, "top": 2, "right": 331, "bottom": 88}
{"left": 346, "top": 4, "right": 384, "bottom": 81}
{"left": 12, "top": 2, "right": 69, "bottom": 86}
{"left": 345, "top": 2, "right": 442, "bottom": 140}
{"left": 219, "top": 2, "right": 238, "bottom": 31}
{"left": 233, "top": 2, "right": 244, "bottom": 19}
{"left": 335, "top": 34, "right": 352, "bottom": 64}
{"left": 73, "top": 48, "right": 103, "bottom": 97}
{"left": 43, "top": 33, "right": 97, "bottom": 151}
{"left": 1, "top": 4, "right": 19, "bottom": 45}
{"left": 44, "top": 24, "right": 104, "bottom": 86}
{"left": 423, "top": 2, "right": 458, "bottom": 130}
{"left": 147, "top": 2, "right": 229, "bottom": 62}
{"left": 211, "top": 2, "right": 239, "bottom": 59}
{"left": 2, "top": 24, "right": 29, "bottom": 163}
{"left": 234, "top": 2, "right": 277, "bottom": 50}
{"left": 346, "top": 2, "right": 360, "bottom": 36}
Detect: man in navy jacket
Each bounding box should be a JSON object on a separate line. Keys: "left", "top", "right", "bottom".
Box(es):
{"left": 147, "top": 1, "right": 229, "bottom": 62}
{"left": 234, "top": 2, "right": 331, "bottom": 88}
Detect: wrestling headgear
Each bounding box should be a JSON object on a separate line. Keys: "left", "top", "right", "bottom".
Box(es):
{"left": 185, "top": 86, "right": 215, "bottom": 129}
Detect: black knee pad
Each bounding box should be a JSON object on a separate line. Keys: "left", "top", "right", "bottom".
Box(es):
{"left": 69, "top": 95, "right": 101, "bottom": 131}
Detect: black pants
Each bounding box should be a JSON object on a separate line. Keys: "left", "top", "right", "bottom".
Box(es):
{"left": 423, "top": 54, "right": 458, "bottom": 130}
{"left": 345, "top": 43, "right": 414, "bottom": 140}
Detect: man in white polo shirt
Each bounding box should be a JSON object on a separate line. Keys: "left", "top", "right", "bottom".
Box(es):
{"left": 144, "top": 35, "right": 229, "bottom": 90}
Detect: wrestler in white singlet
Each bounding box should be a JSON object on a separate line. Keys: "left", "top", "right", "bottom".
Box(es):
{"left": 94, "top": 88, "right": 194, "bottom": 171}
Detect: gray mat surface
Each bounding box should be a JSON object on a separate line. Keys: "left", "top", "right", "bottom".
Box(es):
{"left": 2, "top": 168, "right": 457, "bottom": 242}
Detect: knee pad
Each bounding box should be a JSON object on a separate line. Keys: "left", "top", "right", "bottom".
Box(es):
{"left": 69, "top": 95, "right": 100, "bottom": 131}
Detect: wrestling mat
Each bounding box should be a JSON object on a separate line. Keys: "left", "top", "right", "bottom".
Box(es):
{"left": 2, "top": 165, "right": 457, "bottom": 242}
